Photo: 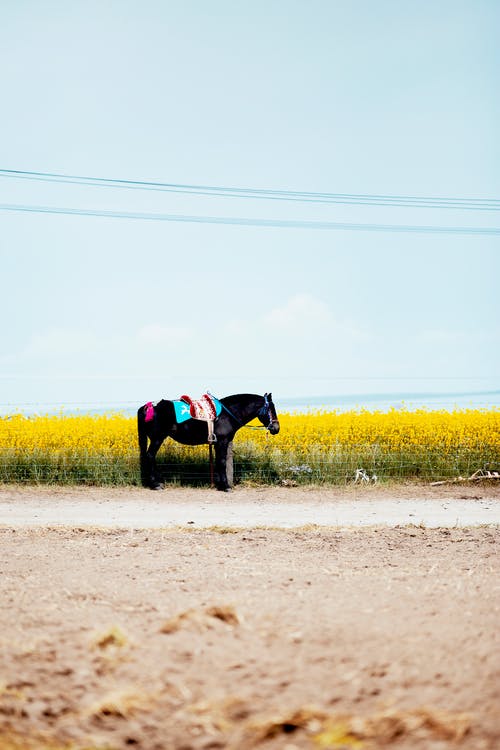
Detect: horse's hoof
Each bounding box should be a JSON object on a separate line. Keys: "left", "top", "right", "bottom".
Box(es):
{"left": 150, "top": 483, "right": 163, "bottom": 491}
{"left": 217, "top": 486, "right": 232, "bottom": 493}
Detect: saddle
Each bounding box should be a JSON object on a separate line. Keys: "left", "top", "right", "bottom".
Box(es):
{"left": 145, "top": 394, "right": 221, "bottom": 443}
{"left": 180, "top": 393, "right": 218, "bottom": 443}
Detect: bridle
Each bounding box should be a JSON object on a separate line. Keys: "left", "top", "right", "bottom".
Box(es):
{"left": 257, "top": 393, "right": 277, "bottom": 431}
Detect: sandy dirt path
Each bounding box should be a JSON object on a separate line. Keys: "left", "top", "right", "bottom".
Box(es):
{"left": 0, "top": 484, "right": 499, "bottom": 750}
{"left": 0, "top": 483, "right": 499, "bottom": 529}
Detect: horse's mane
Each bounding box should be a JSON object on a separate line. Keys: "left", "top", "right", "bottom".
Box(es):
{"left": 220, "top": 393, "right": 262, "bottom": 406}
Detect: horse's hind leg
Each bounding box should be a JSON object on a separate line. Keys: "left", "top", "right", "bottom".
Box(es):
{"left": 138, "top": 404, "right": 169, "bottom": 489}
{"left": 143, "top": 436, "right": 166, "bottom": 490}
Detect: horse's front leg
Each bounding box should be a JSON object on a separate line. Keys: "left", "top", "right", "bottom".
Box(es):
{"left": 214, "top": 439, "right": 231, "bottom": 491}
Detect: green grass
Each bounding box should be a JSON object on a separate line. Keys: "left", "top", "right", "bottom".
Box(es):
{"left": 0, "top": 441, "right": 497, "bottom": 486}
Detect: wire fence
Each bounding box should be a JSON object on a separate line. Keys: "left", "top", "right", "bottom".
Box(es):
{"left": 0, "top": 448, "right": 497, "bottom": 487}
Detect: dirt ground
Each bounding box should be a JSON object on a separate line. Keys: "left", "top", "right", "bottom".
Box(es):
{"left": 1, "top": 483, "right": 500, "bottom": 529}
{"left": 0, "top": 486, "right": 499, "bottom": 750}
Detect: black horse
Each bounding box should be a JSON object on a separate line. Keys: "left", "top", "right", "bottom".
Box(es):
{"left": 137, "top": 393, "right": 280, "bottom": 491}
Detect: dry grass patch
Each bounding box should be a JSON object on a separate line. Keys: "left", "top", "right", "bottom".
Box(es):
{"left": 86, "top": 687, "right": 155, "bottom": 719}
{"left": 235, "top": 705, "right": 472, "bottom": 748}
{"left": 160, "top": 604, "right": 241, "bottom": 634}
{"left": 0, "top": 734, "right": 72, "bottom": 750}
{"left": 90, "top": 625, "right": 129, "bottom": 650}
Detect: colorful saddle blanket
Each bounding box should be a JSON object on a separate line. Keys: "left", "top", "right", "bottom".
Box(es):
{"left": 173, "top": 394, "right": 222, "bottom": 424}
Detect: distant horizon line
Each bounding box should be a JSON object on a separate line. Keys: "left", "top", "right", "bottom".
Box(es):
{"left": 280, "top": 388, "right": 500, "bottom": 402}
{"left": 1, "top": 388, "right": 498, "bottom": 412}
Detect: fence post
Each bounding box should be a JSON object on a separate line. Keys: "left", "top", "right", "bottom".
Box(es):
{"left": 226, "top": 441, "right": 234, "bottom": 487}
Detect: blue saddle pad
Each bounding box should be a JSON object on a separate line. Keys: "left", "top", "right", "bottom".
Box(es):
{"left": 173, "top": 397, "right": 222, "bottom": 424}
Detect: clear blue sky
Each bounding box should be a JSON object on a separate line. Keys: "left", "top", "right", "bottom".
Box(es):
{"left": 1, "top": 1, "right": 499, "bottom": 410}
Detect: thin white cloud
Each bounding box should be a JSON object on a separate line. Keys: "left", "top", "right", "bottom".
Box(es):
{"left": 138, "top": 324, "right": 192, "bottom": 345}
{"left": 417, "top": 328, "right": 500, "bottom": 346}
{"left": 264, "top": 293, "right": 368, "bottom": 343}
{"left": 417, "top": 329, "right": 463, "bottom": 345}
{"left": 25, "top": 328, "right": 99, "bottom": 356}
{"left": 1, "top": 324, "right": 192, "bottom": 372}
{"left": 264, "top": 293, "right": 333, "bottom": 331}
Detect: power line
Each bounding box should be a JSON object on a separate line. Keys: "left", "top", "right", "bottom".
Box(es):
{"left": 1, "top": 203, "right": 499, "bottom": 234}
{"left": 0, "top": 376, "right": 497, "bottom": 380}
{"left": 1, "top": 168, "right": 499, "bottom": 211}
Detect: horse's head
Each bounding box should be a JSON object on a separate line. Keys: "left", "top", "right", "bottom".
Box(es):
{"left": 258, "top": 392, "right": 280, "bottom": 435}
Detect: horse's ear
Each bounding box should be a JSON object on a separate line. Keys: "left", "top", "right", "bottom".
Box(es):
{"left": 267, "top": 392, "right": 272, "bottom": 401}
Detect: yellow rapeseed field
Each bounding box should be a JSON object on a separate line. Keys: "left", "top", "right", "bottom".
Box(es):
{"left": 0, "top": 408, "right": 498, "bottom": 484}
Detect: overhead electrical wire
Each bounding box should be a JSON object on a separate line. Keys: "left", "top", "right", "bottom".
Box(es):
{"left": 2, "top": 167, "right": 499, "bottom": 234}
{"left": 1, "top": 202, "right": 499, "bottom": 234}
{"left": 1, "top": 168, "right": 499, "bottom": 211}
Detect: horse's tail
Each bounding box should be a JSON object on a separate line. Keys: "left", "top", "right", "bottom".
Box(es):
{"left": 137, "top": 405, "right": 149, "bottom": 484}
{"left": 137, "top": 407, "right": 148, "bottom": 454}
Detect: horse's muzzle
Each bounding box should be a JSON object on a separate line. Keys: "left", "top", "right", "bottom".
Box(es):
{"left": 268, "top": 420, "right": 280, "bottom": 435}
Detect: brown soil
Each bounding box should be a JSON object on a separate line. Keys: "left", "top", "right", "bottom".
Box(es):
{"left": 0, "top": 487, "right": 499, "bottom": 750}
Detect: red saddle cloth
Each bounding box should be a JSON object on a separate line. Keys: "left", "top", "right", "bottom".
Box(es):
{"left": 144, "top": 401, "right": 155, "bottom": 422}
{"left": 180, "top": 393, "right": 217, "bottom": 421}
